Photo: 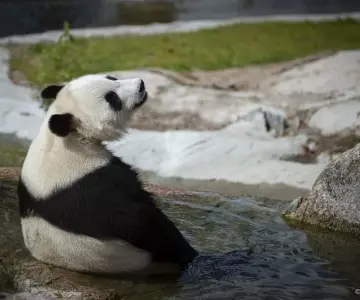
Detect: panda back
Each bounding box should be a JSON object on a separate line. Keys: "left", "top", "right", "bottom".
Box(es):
{"left": 18, "top": 156, "right": 198, "bottom": 270}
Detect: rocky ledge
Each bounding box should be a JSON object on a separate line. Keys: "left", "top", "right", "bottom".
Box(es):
{"left": 283, "top": 142, "right": 360, "bottom": 237}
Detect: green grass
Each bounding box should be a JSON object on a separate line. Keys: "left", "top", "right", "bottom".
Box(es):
{"left": 0, "top": 146, "right": 26, "bottom": 167}
{"left": 9, "top": 18, "right": 360, "bottom": 87}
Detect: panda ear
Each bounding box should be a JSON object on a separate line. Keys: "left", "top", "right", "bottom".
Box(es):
{"left": 48, "top": 113, "right": 77, "bottom": 137}
{"left": 41, "top": 85, "right": 64, "bottom": 99}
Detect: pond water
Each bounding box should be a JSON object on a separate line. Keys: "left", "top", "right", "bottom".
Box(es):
{"left": 1, "top": 135, "right": 360, "bottom": 298}
{"left": 0, "top": 0, "right": 360, "bottom": 37}
{"left": 1, "top": 170, "right": 360, "bottom": 299}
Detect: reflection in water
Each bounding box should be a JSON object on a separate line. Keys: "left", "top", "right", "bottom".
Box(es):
{"left": 240, "top": 0, "right": 255, "bottom": 10}
{"left": 117, "top": 1, "right": 177, "bottom": 25}
{"left": 1, "top": 174, "right": 360, "bottom": 298}
{"left": 236, "top": 0, "right": 360, "bottom": 15}
{"left": 0, "top": 0, "right": 359, "bottom": 37}
{"left": 160, "top": 196, "right": 357, "bottom": 300}
{"left": 0, "top": 138, "right": 359, "bottom": 299}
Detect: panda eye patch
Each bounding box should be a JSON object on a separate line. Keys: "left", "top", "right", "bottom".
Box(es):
{"left": 104, "top": 91, "right": 122, "bottom": 111}
{"left": 106, "top": 76, "right": 118, "bottom": 81}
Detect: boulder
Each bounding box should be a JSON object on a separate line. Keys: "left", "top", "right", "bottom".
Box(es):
{"left": 283, "top": 143, "right": 360, "bottom": 237}
{"left": 308, "top": 99, "right": 360, "bottom": 136}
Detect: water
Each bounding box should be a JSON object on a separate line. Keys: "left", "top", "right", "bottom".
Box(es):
{"left": 1, "top": 177, "right": 360, "bottom": 299}
{"left": 0, "top": 136, "right": 359, "bottom": 298}
{"left": 0, "top": 0, "right": 360, "bottom": 37}
{"left": 159, "top": 195, "right": 360, "bottom": 300}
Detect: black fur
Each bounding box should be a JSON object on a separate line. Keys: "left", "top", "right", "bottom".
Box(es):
{"left": 105, "top": 75, "right": 118, "bottom": 81}
{"left": 41, "top": 85, "right": 64, "bottom": 99}
{"left": 139, "top": 79, "right": 145, "bottom": 93}
{"left": 104, "top": 91, "right": 122, "bottom": 111}
{"left": 48, "top": 113, "right": 74, "bottom": 137}
{"left": 17, "top": 157, "right": 198, "bottom": 269}
{"left": 133, "top": 93, "right": 148, "bottom": 110}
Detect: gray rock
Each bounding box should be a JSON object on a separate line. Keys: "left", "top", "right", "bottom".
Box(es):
{"left": 267, "top": 50, "right": 360, "bottom": 97}
{"left": 283, "top": 142, "right": 360, "bottom": 237}
{"left": 0, "top": 292, "right": 48, "bottom": 299}
{"left": 308, "top": 99, "right": 360, "bottom": 136}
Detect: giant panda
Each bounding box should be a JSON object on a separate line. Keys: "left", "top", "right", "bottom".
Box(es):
{"left": 17, "top": 74, "right": 198, "bottom": 276}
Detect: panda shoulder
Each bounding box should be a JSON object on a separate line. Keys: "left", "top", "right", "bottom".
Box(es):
{"left": 87, "top": 155, "right": 153, "bottom": 202}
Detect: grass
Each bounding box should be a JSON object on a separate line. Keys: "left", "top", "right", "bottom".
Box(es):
{"left": 9, "top": 18, "right": 360, "bottom": 87}
{"left": 0, "top": 146, "right": 26, "bottom": 167}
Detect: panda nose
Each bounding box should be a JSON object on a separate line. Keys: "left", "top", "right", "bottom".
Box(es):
{"left": 139, "top": 80, "right": 145, "bottom": 93}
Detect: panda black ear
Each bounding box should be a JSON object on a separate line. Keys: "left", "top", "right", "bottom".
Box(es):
{"left": 41, "top": 85, "right": 64, "bottom": 99}
{"left": 48, "top": 113, "right": 76, "bottom": 137}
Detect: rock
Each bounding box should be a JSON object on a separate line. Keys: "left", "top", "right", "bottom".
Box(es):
{"left": 283, "top": 142, "right": 360, "bottom": 237}
{"left": 108, "top": 129, "right": 325, "bottom": 191}
{"left": 308, "top": 99, "right": 360, "bottom": 136}
{"left": 147, "top": 52, "right": 333, "bottom": 91}
{"left": 0, "top": 292, "right": 48, "bottom": 299}
{"left": 109, "top": 69, "right": 266, "bottom": 129}
{"left": 0, "top": 167, "right": 21, "bottom": 181}
{"left": 223, "top": 105, "right": 288, "bottom": 137}
{"left": 0, "top": 48, "right": 44, "bottom": 141}
{"left": 267, "top": 50, "right": 360, "bottom": 97}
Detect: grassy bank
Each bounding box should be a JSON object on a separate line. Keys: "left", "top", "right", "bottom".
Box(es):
{"left": 0, "top": 146, "right": 26, "bottom": 167}
{"left": 9, "top": 18, "right": 360, "bottom": 87}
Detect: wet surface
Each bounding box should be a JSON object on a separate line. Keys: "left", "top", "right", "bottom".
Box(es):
{"left": 142, "top": 171, "right": 310, "bottom": 201}
{"left": 0, "top": 0, "right": 360, "bottom": 37}
{"left": 0, "top": 134, "right": 29, "bottom": 168}
{"left": 0, "top": 133, "right": 311, "bottom": 200}
{"left": 0, "top": 134, "right": 359, "bottom": 298}
{"left": 1, "top": 179, "right": 360, "bottom": 299}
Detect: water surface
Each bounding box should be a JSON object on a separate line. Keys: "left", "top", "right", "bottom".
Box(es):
{"left": 0, "top": 0, "right": 360, "bottom": 37}
{"left": 1, "top": 179, "right": 360, "bottom": 299}
{"left": 1, "top": 135, "right": 359, "bottom": 299}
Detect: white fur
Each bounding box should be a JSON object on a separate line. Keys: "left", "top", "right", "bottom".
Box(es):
{"left": 22, "top": 74, "right": 145, "bottom": 198}
{"left": 20, "top": 74, "right": 156, "bottom": 273}
{"left": 21, "top": 217, "right": 151, "bottom": 273}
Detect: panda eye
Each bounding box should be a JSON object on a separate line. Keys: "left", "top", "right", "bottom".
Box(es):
{"left": 104, "top": 91, "right": 122, "bottom": 111}
{"left": 106, "top": 76, "right": 118, "bottom": 81}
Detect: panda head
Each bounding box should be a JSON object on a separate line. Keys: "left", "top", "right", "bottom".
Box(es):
{"left": 41, "top": 74, "right": 148, "bottom": 141}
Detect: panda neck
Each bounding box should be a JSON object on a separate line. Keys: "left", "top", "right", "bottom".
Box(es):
{"left": 22, "top": 126, "right": 113, "bottom": 199}
{"left": 36, "top": 122, "right": 112, "bottom": 161}
{"left": 64, "top": 132, "right": 111, "bottom": 157}
{"left": 76, "top": 133, "right": 104, "bottom": 149}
